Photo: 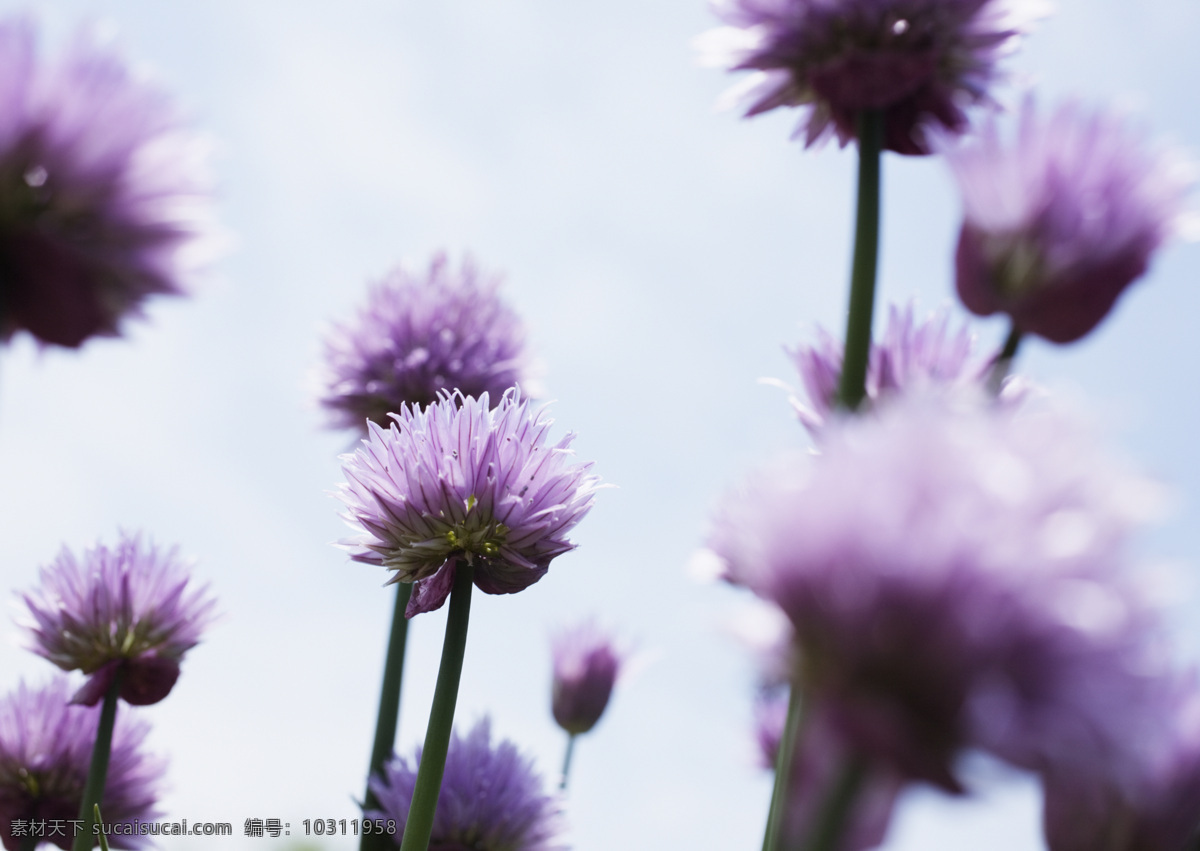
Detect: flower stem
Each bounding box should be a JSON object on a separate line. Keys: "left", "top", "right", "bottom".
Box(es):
{"left": 836, "top": 109, "right": 885, "bottom": 411}
{"left": 72, "top": 669, "right": 124, "bottom": 851}
{"left": 361, "top": 582, "right": 414, "bottom": 851}
{"left": 987, "top": 324, "right": 1023, "bottom": 394}
{"left": 398, "top": 562, "right": 475, "bottom": 851}
{"left": 20, "top": 834, "right": 38, "bottom": 851}
{"left": 559, "top": 733, "right": 577, "bottom": 791}
{"left": 762, "top": 683, "right": 805, "bottom": 851}
{"left": 798, "top": 753, "right": 869, "bottom": 851}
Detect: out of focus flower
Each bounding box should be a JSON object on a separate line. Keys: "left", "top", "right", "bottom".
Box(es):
{"left": 0, "top": 677, "right": 164, "bottom": 850}
{"left": 1043, "top": 676, "right": 1200, "bottom": 851}
{"left": 710, "top": 397, "right": 1167, "bottom": 791}
{"left": 368, "top": 718, "right": 564, "bottom": 851}
{"left": 320, "top": 253, "right": 531, "bottom": 433}
{"left": 755, "top": 693, "right": 901, "bottom": 851}
{"left": 789, "top": 303, "right": 997, "bottom": 433}
{"left": 337, "top": 389, "right": 601, "bottom": 617}
{"left": 20, "top": 532, "right": 217, "bottom": 706}
{"left": 0, "top": 17, "right": 213, "bottom": 349}
{"left": 951, "top": 98, "right": 1194, "bottom": 343}
{"left": 551, "top": 623, "right": 621, "bottom": 736}
{"left": 697, "top": 0, "right": 1044, "bottom": 154}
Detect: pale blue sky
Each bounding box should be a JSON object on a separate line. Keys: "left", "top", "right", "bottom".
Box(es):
{"left": 0, "top": 2, "right": 1197, "bottom": 849}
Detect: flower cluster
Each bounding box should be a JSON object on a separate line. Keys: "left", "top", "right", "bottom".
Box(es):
{"left": 0, "top": 678, "right": 164, "bottom": 851}
{"left": 950, "top": 98, "right": 1194, "bottom": 343}
{"left": 0, "top": 17, "right": 212, "bottom": 349}
{"left": 711, "top": 397, "right": 1168, "bottom": 792}
{"left": 369, "top": 718, "right": 565, "bottom": 851}
{"left": 20, "top": 532, "right": 217, "bottom": 706}
{"left": 337, "top": 389, "right": 602, "bottom": 616}
{"left": 699, "top": 0, "right": 1045, "bottom": 153}
{"left": 320, "top": 253, "right": 531, "bottom": 432}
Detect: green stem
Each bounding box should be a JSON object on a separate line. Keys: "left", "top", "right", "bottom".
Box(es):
{"left": 836, "top": 110, "right": 885, "bottom": 412}
{"left": 72, "top": 669, "right": 124, "bottom": 851}
{"left": 797, "top": 754, "right": 869, "bottom": 851}
{"left": 20, "top": 834, "right": 39, "bottom": 851}
{"left": 987, "top": 324, "right": 1023, "bottom": 395}
{"left": 559, "top": 733, "right": 577, "bottom": 791}
{"left": 361, "top": 583, "right": 414, "bottom": 851}
{"left": 762, "top": 684, "right": 805, "bottom": 851}
{"left": 398, "top": 562, "right": 475, "bottom": 851}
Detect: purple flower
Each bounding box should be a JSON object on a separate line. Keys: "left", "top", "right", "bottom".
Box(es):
{"left": 788, "top": 303, "right": 997, "bottom": 433}
{"left": 19, "top": 532, "right": 217, "bottom": 706}
{"left": 0, "top": 677, "right": 164, "bottom": 850}
{"left": 0, "top": 17, "right": 213, "bottom": 349}
{"left": 337, "top": 389, "right": 601, "bottom": 617}
{"left": 755, "top": 693, "right": 901, "bottom": 851}
{"left": 551, "top": 623, "right": 621, "bottom": 736}
{"left": 1042, "top": 676, "right": 1200, "bottom": 851}
{"left": 950, "top": 98, "right": 1194, "bottom": 343}
{"left": 710, "top": 397, "right": 1167, "bottom": 791}
{"left": 368, "top": 718, "right": 565, "bottom": 851}
{"left": 320, "top": 253, "right": 531, "bottom": 433}
{"left": 698, "top": 0, "right": 1044, "bottom": 154}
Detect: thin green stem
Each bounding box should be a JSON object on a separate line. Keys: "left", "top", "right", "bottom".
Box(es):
{"left": 559, "top": 733, "right": 577, "bottom": 791}
{"left": 836, "top": 110, "right": 885, "bottom": 412}
{"left": 398, "top": 562, "right": 475, "bottom": 851}
{"left": 987, "top": 324, "right": 1023, "bottom": 395}
{"left": 72, "top": 669, "right": 124, "bottom": 851}
{"left": 762, "top": 684, "right": 805, "bottom": 851}
{"left": 797, "top": 754, "right": 869, "bottom": 851}
{"left": 361, "top": 582, "right": 414, "bottom": 851}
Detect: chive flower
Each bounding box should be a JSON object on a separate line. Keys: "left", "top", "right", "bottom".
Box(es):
{"left": 551, "top": 623, "right": 621, "bottom": 736}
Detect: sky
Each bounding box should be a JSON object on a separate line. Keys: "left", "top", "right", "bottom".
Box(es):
{"left": 0, "top": 1, "right": 1198, "bottom": 849}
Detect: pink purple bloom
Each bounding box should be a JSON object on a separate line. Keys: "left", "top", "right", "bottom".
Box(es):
{"left": 0, "top": 17, "right": 213, "bottom": 349}
{"left": 950, "top": 98, "right": 1194, "bottom": 343}
{"left": 368, "top": 718, "right": 565, "bottom": 851}
{"left": 789, "top": 303, "right": 995, "bottom": 433}
{"left": 0, "top": 677, "right": 164, "bottom": 850}
{"left": 320, "top": 253, "right": 531, "bottom": 432}
{"left": 1042, "top": 676, "right": 1200, "bottom": 851}
{"left": 337, "top": 389, "right": 601, "bottom": 617}
{"left": 698, "top": 0, "right": 1044, "bottom": 153}
{"left": 551, "top": 623, "right": 621, "bottom": 736}
{"left": 19, "top": 532, "right": 217, "bottom": 706}
{"left": 710, "top": 397, "right": 1167, "bottom": 791}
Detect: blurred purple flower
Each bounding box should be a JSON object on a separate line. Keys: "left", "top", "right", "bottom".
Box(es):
{"left": 951, "top": 98, "right": 1194, "bottom": 343}
{"left": 368, "top": 717, "right": 565, "bottom": 851}
{"left": 20, "top": 532, "right": 217, "bottom": 706}
{"left": 551, "top": 623, "right": 621, "bottom": 736}
{"left": 755, "top": 693, "right": 901, "bottom": 851}
{"left": 0, "top": 677, "right": 164, "bottom": 850}
{"left": 320, "top": 253, "right": 532, "bottom": 433}
{"left": 710, "top": 397, "right": 1168, "bottom": 791}
{"left": 1043, "top": 676, "right": 1200, "bottom": 851}
{"left": 697, "top": 0, "right": 1044, "bottom": 153}
{"left": 0, "top": 16, "right": 214, "bottom": 349}
{"left": 788, "top": 303, "right": 996, "bottom": 433}
{"left": 337, "top": 389, "right": 602, "bottom": 617}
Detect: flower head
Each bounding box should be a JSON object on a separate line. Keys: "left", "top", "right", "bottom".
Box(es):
{"left": 0, "top": 17, "right": 213, "bottom": 349}
{"left": 710, "top": 397, "right": 1167, "bottom": 790}
{"left": 699, "top": 0, "right": 1044, "bottom": 153}
{"left": 789, "top": 303, "right": 996, "bottom": 433}
{"left": 0, "top": 677, "right": 164, "bottom": 850}
{"left": 337, "top": 389, "right": 601, "bottom": 617}
{"left": 369, "top": 718, "right": 565, "bottom": 851}
{"left": 1042, "top": 675, "right": 1200, "bottom": 851}
{"left": 320, "top": 253, "right": 531, "bottom": 433}
{"left": 20, "top": 532, "right": 217, "bottom": 706}
{"left": 551, "top": 622, "right": 622, "bottom": 736}
{"left": 950, "top": 98, "right": 1194, "bottom": 343}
